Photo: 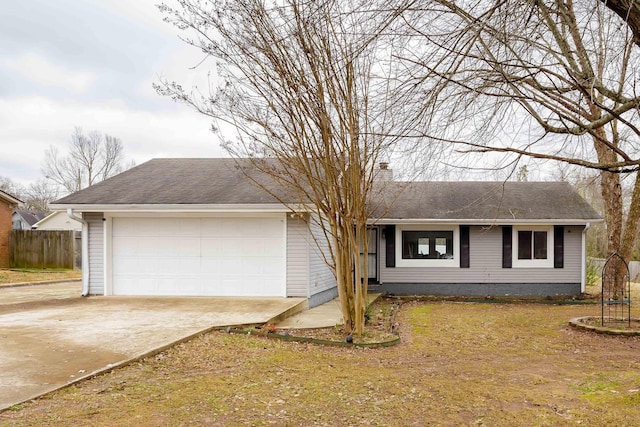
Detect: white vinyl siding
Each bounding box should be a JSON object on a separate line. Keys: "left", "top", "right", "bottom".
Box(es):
{"left": 286, "top": 216, "right": 310, "bottom": 297}
{"left": 84, "top": 212, "right": 104, "bottom": 295}
{"left": 380, "top": 225, "right": 583, "bottom": 284}
{"left": 308, "top": 217, "right": 336, "bottom": 296}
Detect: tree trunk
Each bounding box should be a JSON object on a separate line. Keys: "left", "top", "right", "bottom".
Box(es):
{"left": 600, "top": 169, "right": 623, "bottom": 257}
{"left": 619, "top": 173, "right": 640, "bottom": 265}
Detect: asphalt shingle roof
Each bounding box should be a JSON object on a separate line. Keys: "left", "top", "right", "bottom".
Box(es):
{"left": 53, "top": 158, "right": 288, "bottom": 205}
{"left": 14, "top": 210, "right": 47, "bottom": 226}
{"left": 372, "top": 181, "right": 600, "bottom": 221}
{"left": 53, "top": 158, "right": 601, "bottom": 221}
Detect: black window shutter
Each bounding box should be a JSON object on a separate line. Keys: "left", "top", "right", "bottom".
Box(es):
{"left": 554, "top": 226, "right": 564, "bottom": 268}
{"left": 502, "top": 226, "right": 512, "bottom": 268}
{"left": 460, "top": 225, "right": 470, "bottom": 268}
{"left": 385, "top": 225, "right": 395, "bottom": 268}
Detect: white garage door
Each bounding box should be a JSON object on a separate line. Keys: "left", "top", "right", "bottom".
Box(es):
{"left": 110, "top": 216, "right": 286, "bottom": 296}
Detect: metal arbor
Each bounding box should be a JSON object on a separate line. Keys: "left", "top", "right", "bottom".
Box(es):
{"left": 601, "top": 253, "right": 631, "bottom": 327}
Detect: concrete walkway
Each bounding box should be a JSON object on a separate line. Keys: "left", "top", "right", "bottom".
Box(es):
{"left": 276, "top": 293, "right": 381, "bottom": 329}
{"left": 276, "top": 298, "right": 343, "bottom": 329}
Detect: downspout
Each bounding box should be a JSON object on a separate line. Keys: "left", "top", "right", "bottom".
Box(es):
{"left": 581, "top": 222, "right": 591, "bottom": 294}
{"left": 67, "top": 208, "right": 89, "bottom": 296}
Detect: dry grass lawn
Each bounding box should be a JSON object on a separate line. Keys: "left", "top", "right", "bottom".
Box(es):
{"left": 1, "top": 284, "right": 639, "bottom": 426}
{"left": 0, "top": 269, "right": 81, "bottom": 285}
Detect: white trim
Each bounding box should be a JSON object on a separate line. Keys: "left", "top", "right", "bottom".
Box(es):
{"left": 581, "top": 223, "right": 590, "bottom": 293}
{"left": 104, "top": 211, "right": 287, "bottom": 219}
{"left": 104, "top": 216, "right": 113, "bottom": 296}
{"left": 280, "top": 213, "right": 288, "bottom": 297}
{"left": 395, "top": 224, "right": 459, "bottom": 268}
{"left": 512, "top": 225, "right": 554, "bottom": 268}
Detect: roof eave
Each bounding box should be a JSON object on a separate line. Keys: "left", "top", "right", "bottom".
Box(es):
{"left": 0, "top": 191, "right": 22, "bottom": 206}
{"left": 369, "top": 218, "right": 603, "bottom": 225}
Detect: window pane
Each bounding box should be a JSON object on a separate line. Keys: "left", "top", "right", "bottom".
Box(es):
{"left": 402, "top": 231, "right": 420, "bottom": 259}
{"left": 518, "top": 230, "right": 532, "bottom": 259}
{"left": 533, "top": 231, "right": 547, "bottom": 259}
{"left": 418, "top": 238, "right": 430, "bottom": 256}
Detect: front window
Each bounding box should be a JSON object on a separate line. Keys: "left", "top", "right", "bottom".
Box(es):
{"left": 396, "top": 226, "right": 458, "bottom": 267}
{"left": 402, "top": 230, "right": 454, "bottom": 259}
{"left": 513, "top": 226, "right": 553, "bottom": 268}
{"left": 517, "top": 230, "right": 547, "bottom": 260}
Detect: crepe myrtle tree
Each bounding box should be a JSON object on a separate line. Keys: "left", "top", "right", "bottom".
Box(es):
{"left": 156, "top": 0, "right": 415, "bottom": 334}
{"left": 402, "top": 0, "right": 640, "bottom": 281}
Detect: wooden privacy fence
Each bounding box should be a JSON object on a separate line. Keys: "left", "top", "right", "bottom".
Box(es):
{"left": 9, "top": 230, "right": 81, "bottom": 269}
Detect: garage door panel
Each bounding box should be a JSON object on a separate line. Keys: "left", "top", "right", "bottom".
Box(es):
{"left": 157, "top": 256, "right": 181, "bottom": 275}
{"left": 137, "top": 237, "right": 162, "bottom": 255}
{"left": 111, "top": 216, "right": 285, "bottom": 296}
{"left": 177, "top": 238, "right": 201, "bottom": 256}
{"left": 113, "top": 236, "right": 138, "bottom": 255}
{"left": 177, "top": 220, "right": 201, "bottom": 236}
{"left": 221, "top": 240, "right": 244, "bottom": 256}
{"left": 220, "top": 257, "right": 243, "bottom": 272}
{"left": 177, "top": 257, "right": 201, "bottom": 273}
{"left": 263, "top": 238, "right": 285, "bottom": 256}
{"left": 200, "top": 258, "right": 221, "bottom": 273}
{"left": 137, "top": 258, "right": 159, "bottom": 274}
{"left": 113, "top": 256, "right": 139, "bottom": 273}
{"left": 201, "top": 239, "right": 222, "bottom": 256}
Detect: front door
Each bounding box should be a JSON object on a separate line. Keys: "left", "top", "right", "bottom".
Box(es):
{"left": 359, "top": 227, "right": 378, "bottom": 284}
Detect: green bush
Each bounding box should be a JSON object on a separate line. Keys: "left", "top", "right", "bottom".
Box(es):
{"left": 586, "top": 258, "right": 601, "bottom": 287}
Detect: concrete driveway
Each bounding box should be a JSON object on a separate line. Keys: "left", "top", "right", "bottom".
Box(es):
{"left": 0, "top": 282, "right": 304, "bottom": 410}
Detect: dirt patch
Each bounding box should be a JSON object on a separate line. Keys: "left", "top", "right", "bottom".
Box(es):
{"left": 268, "top": 297, "right": 401, "bottom": 345}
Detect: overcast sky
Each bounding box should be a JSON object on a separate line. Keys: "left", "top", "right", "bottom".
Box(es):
{"left": 0, "top": 0, "right": 226, "bottom": 187}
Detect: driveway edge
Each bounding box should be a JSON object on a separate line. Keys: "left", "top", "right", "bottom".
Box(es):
{"left": 0, "top": 322, "right": 231, "bottom": 413}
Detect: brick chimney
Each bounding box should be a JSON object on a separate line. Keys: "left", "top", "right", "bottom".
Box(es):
{"left": 375, "top": 162, "right": 393, "bottom": 182}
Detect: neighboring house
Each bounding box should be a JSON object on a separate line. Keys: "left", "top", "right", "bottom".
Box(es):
{"left": 12, "top": 209, "right": 47, "bottom": 230}
{"left": 33, "top": 211, "right": 82, "bottom": 231}
{"left": 51, "top": 158, "right": 601, "bottom": 304}
{"left": 0, "top": 190, "right": 22, "bottom": 267}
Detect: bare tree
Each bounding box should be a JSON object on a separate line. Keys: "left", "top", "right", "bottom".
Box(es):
{"left": 0, "top": 177, "right": 25, "bottom": 200}
{"left": 157, "top": 0, "right": 416, "bottom": 334}
{"left": 406, "top": 0, "right": 640, "bottom": 271}
{"left": 0, "top": 176, "right": 59, "bottom": 212}
{"left": 43, "top": 127, "right": 129, "bottom": 194}
{"left": 22, "top": 179, "right": 60, "bottom": 213}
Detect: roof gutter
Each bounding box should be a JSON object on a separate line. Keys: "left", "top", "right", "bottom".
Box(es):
{"left": 67, "top": 208, "right": 89, "bottom": 297}
{"left": 369, "top": 218, "right": 604, "bottom": 225}
{"left": 49, "top": 203, "right": 309, "bottom": 213}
